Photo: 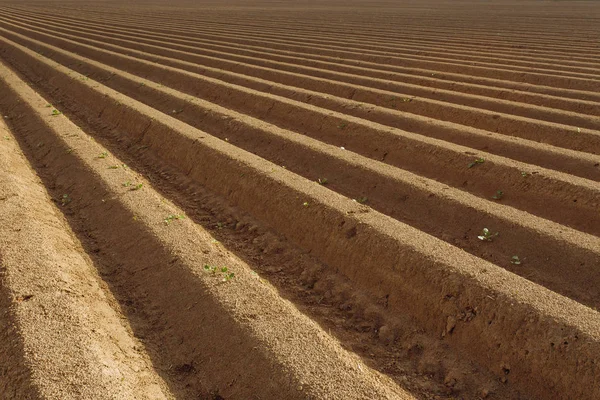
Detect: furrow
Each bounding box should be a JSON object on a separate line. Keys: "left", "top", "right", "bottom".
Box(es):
{"left": 7, "top": 5, "right": 600, "bottom": 59}
{"left": 100, "top": 24, "right": 600, "bottom": 76}
{"left": 0, "top": 113, "right": 174, "bottom": 400}
{"left": 3, "top": 6, "right": 599, "bottom": 73}
{"left": 4, "top": 6, "right": 598, "bottom": 106}
{"left": 3, "top": 3, "right": 600, "bottom": 400}
{"left": 7, "top": 10, "right": 599, "bottom": 90}
{"left": 114, "top": 13, "right": 600, "bottom": 52}
{"left": 4, "top": 11, "right": 600, "bottom": 125}
{"left": 24, "top": 43, "right": 600, "bottom": 308}
{"left": 2, "top": 20, "right": 600, "bottom": 163}
{"left": 2, "top": 29, "right": 599, "bottom": 241}
{"left": 2, "top": 29, "right": 600, "bottom": 400}
{"left": 0, "top": 59, "right": 412, "bottom": 400}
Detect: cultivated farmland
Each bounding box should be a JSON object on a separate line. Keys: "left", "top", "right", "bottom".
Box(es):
{"left": 0, "top": 1, "right": 599, "bottom": 399}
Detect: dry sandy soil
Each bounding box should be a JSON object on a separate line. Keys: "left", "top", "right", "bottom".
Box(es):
{"left": 0, "top": 0, "right": 599, "bottom": 399}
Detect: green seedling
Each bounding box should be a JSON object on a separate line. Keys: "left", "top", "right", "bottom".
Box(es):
{"left": 164, "top": 214, "right": 185, "bottom": 224}
{"left": 97, "top": 152, "right": 108, "bottom": 159}
{"left": 122, "top": 181, "right": 132, "bottom": 187}
{"left": 468, "top": 158, "right": 485, "bottom": 168}
{"left": 131, "top": 183, "right": 143, "bottom": 191}
{"left": 317, "top": 178, "right": 329, "bottom": 185}
{"left": 303, "top": 201, "right": 309, "bottom": 207}
{"left": 338, "top": 123, "right": 347, "bottom": 130}
{"left": 45, "top": 103, "right": 52, "bottom": 108}
{"left": 492, "top": 190, "right": 504, "bottom": 200}
{"left": 521, "top": 171, "right": 529, "bottom": 177}
{"left": 60, "top": 194, "right": 71, "bottom": 206}
{"left": 511, "top": 255, "right": 521, "bottom": 265}
{"left": 356, "top": 196, "right": 368, "bottom": 204}
{"left": 204, "top": 264, "right": 217, "bottom": 274}
{"left": 51, "top": 109, "right": 62, "bottom": 116}
{"left": 3, "top": 136, "right": 9, "bottom": 140}
{"left": 107, "top": 165, "right": 119, "bottom": 169}
{"left": 204, "top": 265, "right": 234, "bottom": 282}
{"left": 478, "top": 228, "right": 498, "bottom": 242}
{"left": 221, "top": 267, "right": 235, "bottom": 282}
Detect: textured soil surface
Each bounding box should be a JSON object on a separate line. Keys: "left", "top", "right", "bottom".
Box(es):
{"left": 0, "top": 1, "right": 599, "bottom": 399}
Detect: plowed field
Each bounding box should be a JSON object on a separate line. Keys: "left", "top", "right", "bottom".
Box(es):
{"left": 0, "top": 1, "right": 599, "bottom": 399}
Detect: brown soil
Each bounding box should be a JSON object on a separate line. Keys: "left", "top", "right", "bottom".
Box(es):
{"left": 0, "top": 1, "right": 599, "bottom": 399}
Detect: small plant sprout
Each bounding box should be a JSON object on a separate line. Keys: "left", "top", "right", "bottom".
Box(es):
{"left": 204, "top": 265, "right": 234, "bottom": 282}
{"left": 45, "top": 103, "right": 52, "bottom": 108}
{"left": 468, "top": 158, "right": 485, "bottom": 168}
{"left": 355, "top": 196, "right": 368, "bottom": 204}
{"left": 204, "top": 264, "right": 217, "bottom": 274}
{"left": 97, "top": 152, "right": 108, "bottom": 159}
{"left": 164, "top": 214, "right": 185, "bottom": 224}
{"left": 511, "top": 255, "right": 522, "bottom": 265}
{"left": 338, "top": 123, "right": 347, "bottom": 129}
{"left": 107, "top": 165, "right": 119, "bottom": 169}
{"left": 60, "top": 194, "right": 71, "bottom": 206}
{"left": 492, "top": 190, "right": 504, "bottom": 200}
{"left": 131, "top": 183, "right": 143, "bottom": 191}
{"left": 317, "top": 178, "right": 329, "bottom": 185}
{"left": 122, "top": 181, "right": 132, "bottom": 187}
{"left": 303, "top": 201, "right": 309, "bottom": 207}
{"left": 3, "top": 136, "right": 9, "bottom": 140}
{"left": 521, "top": 171, "right": 529, "bottom": 177}
{"left": 221, "top": 267, "right": 235, "bottom": 282}
{"left": 51, "top": 109, "right": 62, "bottom": 116}
{"left": 478, "top": 228, "right": 498, "bottom": 242}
